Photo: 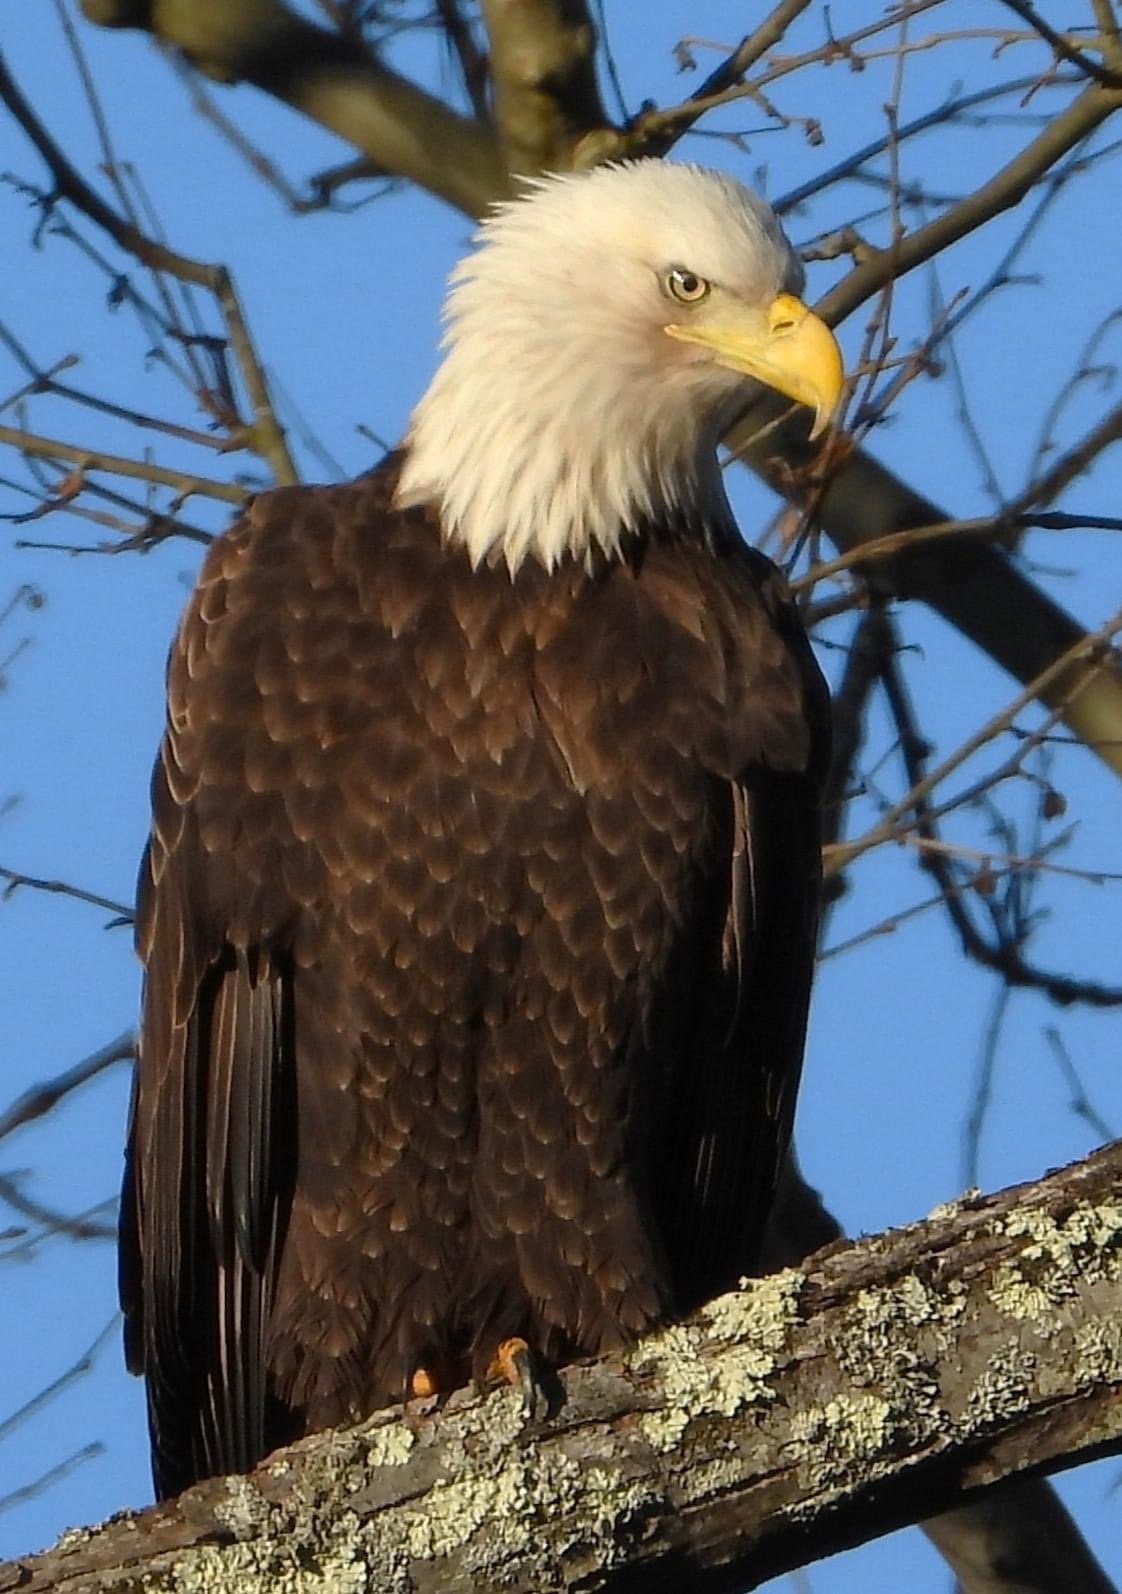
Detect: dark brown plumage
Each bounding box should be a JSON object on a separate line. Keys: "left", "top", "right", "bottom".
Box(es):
{"left": 121, "top": 460, "right": 828, "bottom": 1498}
{"left": 121, "top": 160, "right": 840, "bottom": 1500}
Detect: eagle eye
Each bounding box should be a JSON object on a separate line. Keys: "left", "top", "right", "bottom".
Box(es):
{"left": 665, "top": 268, "right": 710, "bottom": 305}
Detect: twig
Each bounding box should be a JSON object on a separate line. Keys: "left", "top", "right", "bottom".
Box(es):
{"left": 863, "top": 638, "right": 1122, "bottom": 1009}
{"left": 775, "top": 74, "right": 1077, "bottom": 215}
{"left": 1044, "top": 1027, "right": 1116, "bottom": 1141}
{"left": 0, "top": 1313, "right": 116, "bottom": 1453}
{"left": 0, "top": 1176, "right": 115, "bottom": 1245}
{"left": 963, "top": 983, "right": 1013, "bottom": 1187}
{"left": 997, "top": 0, "right": 1122, "bottom": 87}
{"left": 435, "top": 0, "right": 490, "bottom": 122}
{"left": 0, "top": 1030, "right": 135, "bottom": 1144}
{"left": 0, "top": 424, "right": 246, "bottom": 506}
{"left": 0, "top": 1443, "right": 104, "bottom": 1518}
{"left": 817, "top": 82, "right": 1122, "bottom": 330}
{"left": 828, "top": 606, "right": 1122, "bottom": 876}
{"left": 0, "top": 47, "right": 296, "bottom": 483}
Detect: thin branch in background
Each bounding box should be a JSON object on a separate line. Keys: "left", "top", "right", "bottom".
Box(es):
{"left": 997, "top": 0, "right": 1122, "bottom": 88}
{"left": 173, "top": 58, "right": 306, "bottom": 212}
{"left": 0, "top": 319, "right": 235, "bottom": 453}
{"left": 52, "top": 0, "right": 212, "bottom": 398}
{"left": 295, "top": 155, "right": 399, "bottom": 214}
{"left": 821, "top": 878, "right": 994, "bottom": 962}
{"left": 775, "top": 73, "right": 1077, "bottom": 215}
{"left": 0, "top": 864, "right": 133, "bottom": 923}
{"left": 0, "top": 421, "right": 248, "bottom": 507}
{"left": 2, "top": 462, "right": 215, "bottom": 550}
{"left": 0, "top": 1175, "right": 115, "bottom": 1245}
{"left": 843, "top": 5, "right": 910, "bottom": 443}
{"left": 0, "top": 581, "right": 44, "bottom": 688}
{"left": 929, "top": 133, "right": 1121, "bottom": 355}
{"left": 266, "top": 368, "right": 348, "bottom": 480}
{"left": 1044, "top": 1026, "right": 1116, "bottom": 1142}
{"left": 963, "top": 980, "right": 1014, "bottom": 1191}
{"left": 0, "top": 1029, "right": 135, "bottom": 1145}
{"left": 818, "top": 607, "right": 895, "bottom": 926}
{"left": 0, "top": 1319, "right": 117, "bottom": 1447}
{"left": 0, "top": 1195, "right": 118, "bottom": 1265}
{"left": 1026, "top": 310, "right": 1122, "bottom": 488}
{"left": 815, "top": 80, "right": 1122, "bottom": 334}
{"left": 0, "top": 46, "right": 297, "bottom": 484}
{"left": 848, "top": 285, "right": 969, "bottom": 440}
{"left": 925, "top": 256, "right": 1006, "bottom": 509}
{"left": 869, "top": 632, "right": 1122, "bottom": 1007}
{"left": 434, "top": 0, "right": 491, "bottom": 122}
{"left": 827, "top": 605, "right": 1122, "bottom": 876}
{"left": 0, "top": 1443, "right": 104, "bottom": 1518}
{"left": 902, "top": 829, "right": 1122, "bottom": 886}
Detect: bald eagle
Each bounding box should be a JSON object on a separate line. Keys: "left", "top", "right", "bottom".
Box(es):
{"left": 120, "top": 160, "right": 840, "bottom": 1499}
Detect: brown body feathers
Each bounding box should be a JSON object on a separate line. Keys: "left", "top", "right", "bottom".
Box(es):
{"left": 121, "top": 459, "right": 829, "bottom": 1498}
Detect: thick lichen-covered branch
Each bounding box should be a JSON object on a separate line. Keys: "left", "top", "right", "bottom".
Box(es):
{"left": 6, "top": 1139, "right": 1122, "bottom": 1593}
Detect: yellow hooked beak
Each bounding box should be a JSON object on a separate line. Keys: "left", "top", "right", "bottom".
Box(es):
{"left": 665, "top": 293, "right": 844, "bottom": 439}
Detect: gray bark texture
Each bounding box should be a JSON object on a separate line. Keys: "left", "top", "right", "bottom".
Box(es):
{"left": 3, "top": 1139, "right": 1120, "bottom": 1594}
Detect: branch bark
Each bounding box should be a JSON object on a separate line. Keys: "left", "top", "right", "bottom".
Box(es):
{"left": 480, "top": 0, "right": 609, "bottom": 173}
{"left": 6, "top": 1140, "right": 1122, "bottom": 1593}
{"left": 78, "top": 0, "right": 508, "bottom": 217}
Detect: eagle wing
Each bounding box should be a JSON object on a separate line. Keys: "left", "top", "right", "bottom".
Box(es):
{"left": 120, "top": 508, "right": 300, "bottom": 1500}
{"left": 649, "top": 550, "right": 829, "bottom": 1312}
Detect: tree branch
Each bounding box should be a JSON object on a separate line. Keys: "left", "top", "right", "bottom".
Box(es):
{"left": 0, "top": 48, "right": 295, "bottom": 484}
{"left": 68, "top": 6, "right": 1122, "bottom": 789}
{"left": 816, "top": 81, "right": 1122, "bottom": 328}
{"left": 0, "top": 424, "right": 247, "bottom": 506}
{"left": 480, "top": 0, "right": 610, "bottom": 173}
{"left": 736, "top": 414, "right": 1122, "bottom": 782}
{"left": 0, "top": 1031, "right": 134, "bottom": 1145}
{"left": 79, "top": 0, "right": 508, "bottom": 217}
{"left": 6, "top": 1140, "right": 1122, "bottom": 1592}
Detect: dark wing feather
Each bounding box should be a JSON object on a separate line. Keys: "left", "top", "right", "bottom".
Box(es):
{"left": 653, "top": 551, "right": 829, "bottom": 1311}
{"left": 121, "top": 531, "right": 297, "bottom": 1500}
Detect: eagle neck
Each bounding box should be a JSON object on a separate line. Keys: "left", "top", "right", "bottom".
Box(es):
{"left": 395, "top": 350, "right": 737, "bottom": 574}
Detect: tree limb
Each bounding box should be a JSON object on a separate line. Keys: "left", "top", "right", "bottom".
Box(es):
{"left": 6, "top": 1140, "right": 1122, "bottom": 1592}
{"left": 69, "top": 6, "right": 1122, "bottom": 786}
{"left": 0, "top": 46, "right": 296, "bottom": 486}
{"left": 737, "top": 412, "right": 1122, "bottom": 782}
{"left": 79, "top": 0, "right": 508, "bottom": 217}
{"left": 480, "top": 0, "right": 609, "bottom": 173}
{"left": 0, "top": 425, "right": 247, "bottom": 506}
{"left": 762, "top": 1154, "right": 1118, "bottom": 1594}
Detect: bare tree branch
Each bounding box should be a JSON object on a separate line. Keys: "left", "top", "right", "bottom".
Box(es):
{"left": 827, "top": 605, "right": 1122, "bottom": 875}
{"left": 0, "top": 1031, "right": 134, "bottom": 1146}
{"left": 816, "top": 81, "right": 1122, "bottom": 328}
{"left": 0, "top": 865, "right": 133, "bottom": 923}
{"left": 5, "top": 1139, "right": 1122, "bottom": 1592}
{"left": 0, "top": 425, "right": 247, "bottom": 506}
{"left": 762, "top": 1155, "right": 1118, "bottom": 1594}
{"left": 79, "top": 0, "right": 508, "bottom": 217}
{"left": 0, "top": 44, "right": 295, "bottom": 484}
{"left": 736, "top": 414, "right": 1122, "bottom": 782}
{"left": 481, "top": 0, "right": 609, "bottom": 173}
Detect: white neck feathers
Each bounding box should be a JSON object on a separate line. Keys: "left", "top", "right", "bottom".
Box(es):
{"left": 394, "top": 166, "right": 764, "bottom": 572}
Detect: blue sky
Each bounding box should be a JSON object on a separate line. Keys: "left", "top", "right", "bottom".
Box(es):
{"left": 2, "top": 3, "right": 1121, "bottom": 1587}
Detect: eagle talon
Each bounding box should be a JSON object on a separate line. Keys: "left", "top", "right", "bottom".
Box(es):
{"left": 488, "top": 1337, "right": 549, "bottom": 1421}
{"left": 409, "top": 1366, "right": 440, "bottom": 1400}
